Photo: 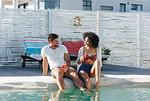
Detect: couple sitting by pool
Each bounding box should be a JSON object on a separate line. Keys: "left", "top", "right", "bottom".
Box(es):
{"left": 41, "top": 32, "right": 102, "bottom": 92}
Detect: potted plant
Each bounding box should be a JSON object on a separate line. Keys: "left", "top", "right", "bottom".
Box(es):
{"left": 102, "top": 47, "right": 111, "bottom": 59}
{"left": 103, "top": 48, "right": 111, "bottom": 55}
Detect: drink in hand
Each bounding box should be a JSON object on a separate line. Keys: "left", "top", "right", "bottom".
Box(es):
{"left": 83, "top": 56, "right": 88, "bottom": 61}
{"left": 63, "top": 64, "right": 68, "bottom": 72}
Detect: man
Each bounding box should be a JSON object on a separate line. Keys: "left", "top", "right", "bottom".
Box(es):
{"left": 41, "top": 33, "right": 85, "bottom": 91}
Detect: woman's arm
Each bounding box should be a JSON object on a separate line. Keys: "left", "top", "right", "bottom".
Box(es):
{"left": 76, "top": 47, "right": 84, "bottom": 64}
{"left": 78, "top": 56, "right": 85, "bottom": 64}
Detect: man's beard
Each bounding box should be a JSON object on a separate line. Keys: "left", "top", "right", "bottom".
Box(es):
{"left": 53, "top": 44, "right": 58, "bottom": 47}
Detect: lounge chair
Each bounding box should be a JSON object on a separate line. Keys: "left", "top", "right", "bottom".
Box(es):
{"left": 61, "top": 38, "right": 84, "bottom": 60}
{"left": 21, "top": 38, "right": 49, "bottom": 70}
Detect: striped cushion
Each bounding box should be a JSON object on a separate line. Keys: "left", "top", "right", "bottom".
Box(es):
{"left": 23, "top": 38, "right": 49, "bottom": 55}
{"left": 62, "top": 41, "right": 84, "bottom": 56}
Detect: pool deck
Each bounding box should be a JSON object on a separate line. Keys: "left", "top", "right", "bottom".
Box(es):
{"left": 0, "top": 64, "right": 150, "bottom": 90}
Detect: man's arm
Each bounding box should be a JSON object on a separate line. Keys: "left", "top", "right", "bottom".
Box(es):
{"left": 64, "top": 53, "right": 70, "bottom": 67}
{"left": 42, "top": 56, "right": 48, "bottom": 76}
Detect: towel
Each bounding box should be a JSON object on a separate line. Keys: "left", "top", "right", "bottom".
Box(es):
{"left": 62, "top": 41, "right": 84, "bottom": 56}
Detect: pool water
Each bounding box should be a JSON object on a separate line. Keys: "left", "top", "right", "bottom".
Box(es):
{"left": 0, "top": 83, "right": 150, "bottom": 101}
{"left": 101, "top": 83, "right": 150, "bottom": 101}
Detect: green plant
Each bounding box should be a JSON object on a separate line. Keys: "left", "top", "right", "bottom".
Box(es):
{"left": 102, "top": 48, "right": 111, "bottom": 55}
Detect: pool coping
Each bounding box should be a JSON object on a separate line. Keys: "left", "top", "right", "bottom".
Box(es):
{"left": 1, "top": 64, "right": 150, "bottom": 90}
{"left": 0, "top": 75, "right": 150, "bottom": 90}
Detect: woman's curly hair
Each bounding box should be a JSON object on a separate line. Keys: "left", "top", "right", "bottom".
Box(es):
{"left": 83, "top": 32, "right": 99, "bottom": 48}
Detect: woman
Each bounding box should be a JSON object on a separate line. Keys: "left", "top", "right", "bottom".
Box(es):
{"left": 76, "top": 32, "right": 102, "bottom": 90}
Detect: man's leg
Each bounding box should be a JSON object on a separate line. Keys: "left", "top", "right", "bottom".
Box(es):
{"left": 52, "top": 68, "right": 65, "bottom": 91}
{"left": 64, "top": 69, "right": 84, "bottom": 91}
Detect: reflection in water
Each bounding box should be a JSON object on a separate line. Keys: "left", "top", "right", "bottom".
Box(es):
{"left": 42, "top": 93, "right": 49, "bottom": 101}
{"left": 1, "top": 84, "right": 150, "bottom": 101}
{"left": 42, "top": 88, "right": 100, "bottom": 101}
{"left": 33, "top": 84, "right": 150, "bottom": 101}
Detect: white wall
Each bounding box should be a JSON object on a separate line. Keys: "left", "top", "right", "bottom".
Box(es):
{"left": 131, "top": 0, "right": 150, "bottom": 12}
{"left": 1, "top": 9, "right": 150, "bottom": 69}
{"left": 92, "top": 0, "right": 98, "bottom": 11}
{"left": 98, "top": 0, "right": 119, "bottom": 11}
{"left": 60, "top": 0, "right": 82, "bottom": 10}
{"left": 97, "top": 0, "right": 150, "bottom": 12}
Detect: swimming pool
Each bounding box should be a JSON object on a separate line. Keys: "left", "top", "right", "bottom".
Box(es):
{"left": 0, "top": 83, "right": 150, "bottom": 101}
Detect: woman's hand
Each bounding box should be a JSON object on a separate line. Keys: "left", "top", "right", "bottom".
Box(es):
{"left": 80, "top": 56, "right": 85, "bottom": 63}
{"left": 84, "top": 59, "right": 94, "bottom": 64}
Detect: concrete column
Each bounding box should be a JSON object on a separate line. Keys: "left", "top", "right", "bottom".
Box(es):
{"left": 13, "top": 0, "right": 18, "bottom": 9}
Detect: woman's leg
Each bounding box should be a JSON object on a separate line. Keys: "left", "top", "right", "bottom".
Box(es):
{"left": 79, "top": 70, "right": 91, "bottom": 90}
{"left": 64, "top": 69, "right": 85, "bottom": 91}
{"left": 90, "top": 60, "right": 101, "bottom": 88}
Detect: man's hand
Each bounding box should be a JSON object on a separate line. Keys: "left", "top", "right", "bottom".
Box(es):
{"left": 63, "top": 65, "right": 69, "bottom": 72}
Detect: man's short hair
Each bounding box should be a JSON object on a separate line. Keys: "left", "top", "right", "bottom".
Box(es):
{"left": 48, "top": 33, "right": 58, "bottom": 41}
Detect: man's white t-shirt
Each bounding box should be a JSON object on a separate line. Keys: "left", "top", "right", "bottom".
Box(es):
{"left": 41, "top": 45, "right": 68, "bottom": 69}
